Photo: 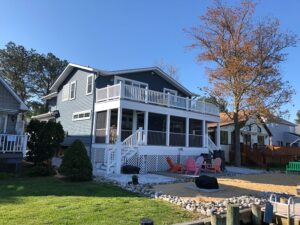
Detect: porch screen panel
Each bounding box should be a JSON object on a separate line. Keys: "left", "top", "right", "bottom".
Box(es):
{"left": 189, "top": 119, "right": 203, "bottom": 147}
{"left": 170, "top": 116, "right": 185, "bottom": 147}
{"left": 95, "top": 111, "right": 107, "bottom": 143}
{"left": 148, "top": 113, "right": 166, "bottom": 146}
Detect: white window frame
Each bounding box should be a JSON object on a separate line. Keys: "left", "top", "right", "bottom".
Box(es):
{"left": 69, "top": 81, "right": 77, "bottom": 100}
{"left": 163, "top": 88, "right": 177, "bottom": 96}
{"left": 114, "top": 76, "right": 148, "bottom": 88}
{"left": 62, "top": 83, "right": 70, "bottom": 102}
{"left": 86, "top": 74, "right": 94, "bottom": 95}
{"left": 72, "top": 110, "right": 91, "bottom": 121}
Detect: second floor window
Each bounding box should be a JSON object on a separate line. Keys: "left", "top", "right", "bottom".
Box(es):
{"left": 86, "top": 74, "right": 93, "bottom": 95}
{"left": 220, "top": 130, "right": 228, "bottom": 145}
{"left": 70, "top": 81, "right": 76, "bottom": 100}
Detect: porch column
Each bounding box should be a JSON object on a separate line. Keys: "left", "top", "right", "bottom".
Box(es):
{"left": 132, "top": 110, "right": 137, "bottom": 133}
{"left": 115, "top": 107, "right": 122, "bottom": 174}
{"left": 202, "top": 120, "right": 206, "bottom": 147}
{"left": 166, "top": 114, "right": 170, "bottom": 146}
{"left": 143, "top": 111, "right": 148, "bottom": 145}
{"left": 105, "top": 109, "right": 111, "bottom": 144}
{"left": 185, "top": 117, "right": 189, "bottom": 147}
{"left": 216, "top": 122, "right": 221, "bottom": 149}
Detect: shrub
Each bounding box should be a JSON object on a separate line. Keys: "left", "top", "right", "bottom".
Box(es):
{"left": 26, "top": 120, "right": 64, "bottom": 165}
{"left": 59, "top": 140, "right": 92, "bottom": 181}
{"left": 26, "top": 163, "right": 56, "bottom": 177}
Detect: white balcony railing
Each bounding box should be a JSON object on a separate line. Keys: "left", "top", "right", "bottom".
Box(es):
{"left": 96, "top": 83, "right": 219, "bottom": 116}
{"left": 0, "top": 134, "right": 28, "bottom": 157}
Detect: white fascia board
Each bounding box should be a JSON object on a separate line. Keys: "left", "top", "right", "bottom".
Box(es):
{"left": 41, "top": 92, "right": 58, "bottom": 100}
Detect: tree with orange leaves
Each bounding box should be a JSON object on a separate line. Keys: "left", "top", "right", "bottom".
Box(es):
{"left": 185, "top": 0, "right": 297, "bottom": 166}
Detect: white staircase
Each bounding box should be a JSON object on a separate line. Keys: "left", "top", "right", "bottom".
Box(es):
{"left": 207, "top": 136, "right": 219, "bottom": 153}
{"left": 95, "top": 128, "right": 145, "bottom": 174}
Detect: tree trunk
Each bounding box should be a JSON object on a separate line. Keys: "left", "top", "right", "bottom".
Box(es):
{"left": 234, "top": 111, "right": 241, "bottom": 166}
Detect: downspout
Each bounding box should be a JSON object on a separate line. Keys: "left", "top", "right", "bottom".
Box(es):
{"left": 89, "top": 71, "right": 100, "bottom": 158}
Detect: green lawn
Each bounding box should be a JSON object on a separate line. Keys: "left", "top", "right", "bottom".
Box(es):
{"left": 0, "top": 176, "right": 197, "bottom": 225}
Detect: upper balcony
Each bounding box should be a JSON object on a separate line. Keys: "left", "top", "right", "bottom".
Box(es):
{"left": 96, "top": 83, "right": 219, "bottom": 116}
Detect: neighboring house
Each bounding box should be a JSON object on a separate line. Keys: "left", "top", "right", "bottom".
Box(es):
{"left": 33, "top": 63, "right": 220, "bottom": 174}
{"left": 0, "top": 76, "right": 28, "bottom": 162}
{"left": 208, "top": 113, "right": 271, "bottom": 162}
{"left": 264, "top": 117, "right": 300, "bottom": 147}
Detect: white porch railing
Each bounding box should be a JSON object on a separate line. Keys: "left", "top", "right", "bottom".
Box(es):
{"left": 0, "top": 134, "right": 28, "bottom": 157}
{"left": 96, "top": 83, "right": 219, "bottom": 116}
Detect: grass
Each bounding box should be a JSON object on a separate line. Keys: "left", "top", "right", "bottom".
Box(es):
{"left": 0, "top": 176, "right": 198, "bottom": 225}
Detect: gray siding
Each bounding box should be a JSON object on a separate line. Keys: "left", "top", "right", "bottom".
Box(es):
{"left": 267, "top": 123, "right": 296, "bottom": 146}
{"left": 95, "top": 71, "right": 189, "bottom": 97}
{"left": 55, "top": 69, "right": 94, "bottom": 149}
{"left": 0, "top": 81, "right": 20, "bottom": 111}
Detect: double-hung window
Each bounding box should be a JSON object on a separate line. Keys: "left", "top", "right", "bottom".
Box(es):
{"left": 70, "top": 81, "right": 76, "bottom": 100}
{"left": 86, "top": 74, "right": 93, "bottom": 95}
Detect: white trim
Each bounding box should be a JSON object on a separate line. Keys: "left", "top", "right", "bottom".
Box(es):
{"left": 69, "top": 81, "right": 77, "bottom": 100}
{"left": 86, "top": 74, "right": 94, "bottom": 95}
{"left": 72, "top": 110, "right": 91, "bottom": 121}
{"left": 41, "top": 92, "right": 58, "bottom": 100}
{"left": 114, "top": 76, "right": 148, "bottom": 88}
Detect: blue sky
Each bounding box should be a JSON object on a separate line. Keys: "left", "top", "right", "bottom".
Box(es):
{"left": 0, "top": 0, "right": 299, "bottom": 122}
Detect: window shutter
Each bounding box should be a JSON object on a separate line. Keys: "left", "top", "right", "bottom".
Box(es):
{"left": 62, "top": 83, "right": 70, "bottom": 101}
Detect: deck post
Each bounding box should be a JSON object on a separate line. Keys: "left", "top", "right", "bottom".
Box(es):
{"left": 143, "top": 111, "right": 148, "bottom": 145}
{"left": 216, "top": 122, "right": 221, "bottom": 149}
{"left": 211, "top": 213, "right": 222, "bottom": 225}
{"left": 185, "top": 117, "right": 189, "bottom": 147}
{"left": 202, "top": 120, "right": 206, "bottom": 147}
{"left": 132, "top": 110, "right": 137, "bottom": 133}
{"left": 166, "top": 114, "right": 170, "bottom": 146}
{"left": 105, "top": 109, "right": 111, "bottom": 144}
{"left": 115, "top": 107, "right": 123, "bottom": 174}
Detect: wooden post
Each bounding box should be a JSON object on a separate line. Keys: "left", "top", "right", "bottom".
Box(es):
{"left": 211, "top": 213, "right": 223, "bottom": 225}
{"left": 251, "top": 204, "right": 262, "bottom": 225}
{"left": 226, "top": 204, "right": 239, "bottom": 225}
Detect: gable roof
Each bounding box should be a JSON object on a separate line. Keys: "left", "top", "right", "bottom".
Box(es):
{"left": 0, "top": 76, "right": 28, "bottom": 111}
{"left": 208, "top": 112, "right": 272, "bottom": 136}
{"left": 49, "top": 63, "right": 193, "bottom": 96}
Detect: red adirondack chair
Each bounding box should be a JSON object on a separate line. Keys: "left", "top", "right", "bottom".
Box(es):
{"left": 204, "top": 157, "right": 222, "bottom": 173}
{"left": 166, "top": 157, "right": 183, "bottom": 173}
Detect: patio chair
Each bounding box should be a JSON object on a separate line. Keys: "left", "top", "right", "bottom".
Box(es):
{"left": 194, "top": 156, "right": 204, "bottom": 175}
{"left": 166, "top": 157, "right": 183, "bottom": 173}
{"left": 204, "top": 157, "right": 222, "bottom": 173}
{"left": 185, "top": 157, "right": 197, "bottom": 175}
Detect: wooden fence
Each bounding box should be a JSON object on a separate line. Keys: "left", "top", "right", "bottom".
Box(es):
{"left": 229, "top": 144, "right": 300, "bottom": 168}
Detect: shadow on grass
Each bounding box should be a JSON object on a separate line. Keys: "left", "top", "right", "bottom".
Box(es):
{"left": 0, "top": 176, "right": 139, "bottom": 204}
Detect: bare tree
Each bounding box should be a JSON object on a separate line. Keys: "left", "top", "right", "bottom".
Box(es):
{"left": 185, "top": 0, "right": 297, "bottom": 166}
{"left": 155, "top": 58, "right": 180, "bottom": 80}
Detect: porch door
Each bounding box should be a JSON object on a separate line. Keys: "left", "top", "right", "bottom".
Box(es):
{"left": 0, "top": 114, "right": 7, "bottom": 134}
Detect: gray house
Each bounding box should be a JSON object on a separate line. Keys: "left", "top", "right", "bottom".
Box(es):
{"left": 0, "top": 76, "right": 28, "bottom": 160}
{"left": 33, "top": 63, "right": 220, "bottom": 175}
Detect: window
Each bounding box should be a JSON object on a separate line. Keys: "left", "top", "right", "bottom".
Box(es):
{"left": 62, "top": 83, "right": 70, "bottom": 101}
{"left": 220, "top": 131, "right": 228, "bottom": 145}
{"left": 72, "top": 110, "right": 91, "bottom": 121}
{"left": 114, "top": 76, "right": 148, "bottom": 89}
{"left": 70, "top": 81, "right": 76, "bottom": 100}
{"left": 258, "top": 135, "right": 265, "bottom": 145}
{"left": 86, "top": 74, "right": 93, "bottom": 95}
{"left": 163, "top": 88, "right": 177, "bottom": 96}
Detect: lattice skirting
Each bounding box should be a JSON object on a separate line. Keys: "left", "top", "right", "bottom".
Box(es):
{"left": 124, "top": 154, "right": 200, "bottom": 173}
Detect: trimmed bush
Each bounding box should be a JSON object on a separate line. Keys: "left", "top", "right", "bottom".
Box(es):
{"left": 26, "top": 163, "right": 56, "bottom": 177}
{"left": 59, "top": 140, "right": 92, "bottom": 181}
